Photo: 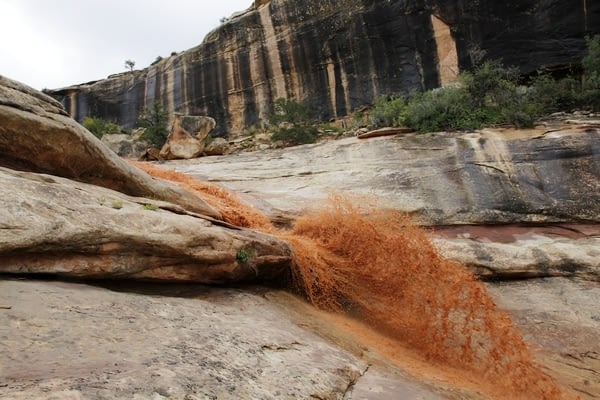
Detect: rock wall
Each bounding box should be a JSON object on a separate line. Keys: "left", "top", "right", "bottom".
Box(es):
{"left": 49, "top": 0, "right": 599, "bottom": 136}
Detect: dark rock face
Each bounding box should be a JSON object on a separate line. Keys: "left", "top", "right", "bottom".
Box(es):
{"left": 49, "top": 0, "right": 600, "bottom": 136}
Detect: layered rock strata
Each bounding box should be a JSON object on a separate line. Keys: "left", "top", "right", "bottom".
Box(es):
{"left": 0, "top": 167, "right": 292, "bottom": 283}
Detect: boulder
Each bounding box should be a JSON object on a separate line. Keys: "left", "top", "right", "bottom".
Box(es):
{"left": 0, "top": 167, "right": 291, "bottom": 283}
{"left": 159, "top": 114, "right": 216, "bottom": 160}
{"left": 0, "top": 75, "right": 220, "bottom": 218}
{"left": 204, "top": 137, "right": 230, "bottom": 156}
{"left": 100, "top": 128, "right": 149, "bottom": 159}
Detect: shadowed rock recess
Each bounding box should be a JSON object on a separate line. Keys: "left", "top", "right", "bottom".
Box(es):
{"left": 49, "top": 0, "right": 599, "bottom": 135}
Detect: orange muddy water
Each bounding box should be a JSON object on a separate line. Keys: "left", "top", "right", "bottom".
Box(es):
{"left": 133, "top": 161, "right": 577, "bottom": 400}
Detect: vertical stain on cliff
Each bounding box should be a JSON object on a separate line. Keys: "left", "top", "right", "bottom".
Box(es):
{"left": 49, "top": 0, "right": 600, "bottom": 136}
{"left": 431, "top": 14, "right": 459, "bottom": 86}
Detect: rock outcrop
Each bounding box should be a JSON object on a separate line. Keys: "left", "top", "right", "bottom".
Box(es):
{"left": 0, "top": 167, "right": 292, "bottom": 283}
{"left": 49, "top": 0, "right": 599, "bottom": 136}
{"left": 0, "top": 75, "right": 220, "bottom": 218}
{"left": 0, "top": 76, "right": 295, "bottom": 283}
{"left": 159, "top": 114, "right": 216, "bottom": 160}
{"left": 100, "top": 128, "right": 149, "bottom": 159}
{"left": 0, "top": 279, "right": 453, "bottom": 399}
{"left": 1, "top": 76, "right": 599, "bottom": 398}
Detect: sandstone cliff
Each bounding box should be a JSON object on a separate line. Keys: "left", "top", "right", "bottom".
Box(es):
{"left": 49, "top": 0, "right": 599, "bottom": 136}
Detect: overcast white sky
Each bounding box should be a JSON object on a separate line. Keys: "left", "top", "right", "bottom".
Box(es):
{"left": 0, "top": 0, "right": 252, "bottom": 90}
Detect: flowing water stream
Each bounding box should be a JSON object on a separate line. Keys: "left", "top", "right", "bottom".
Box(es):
{"left": 133, "top": 161, "right": 576, "bottom": 400}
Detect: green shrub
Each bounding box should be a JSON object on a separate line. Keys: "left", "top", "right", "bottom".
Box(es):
{"left": 582, "top": 35, "right": 600, "bottom": 109}
{"left": 138, "top": 101, "right": 169, "bottom": 147}
{"left": 370, "top": 95, "right": 407, "bottom": 127}
{"left": 83, "top": 116, "right": 121, "bottom": 139}
{"left": 269, "top": 98, "right": 319, "bottom": 145}
{"left": 142, "top": 203, "right": 159, "bottom": 211}
{"left": 236, "top": 248, "right": 255, "bottom": 263}
{"left": 404, "top": 86, "right": 493, "bottom": 132}
{"left": 462, "top": 60, "right": 520, "bottom": 109}
{"left": 270, "top": 98, "right": 312, "bottom": 125}
{"left": 111, "top": 199, "right": 123, "bottom": 210}
{"left": 271, "top": 125, "right": 319, "bottom": 145}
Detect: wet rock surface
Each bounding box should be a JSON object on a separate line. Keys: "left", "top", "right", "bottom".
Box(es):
{"left": 168, "top": 124, "right": 600, "bottom": 281}
{"left": 170, "top": 125, "right": 600, "bottom": 226}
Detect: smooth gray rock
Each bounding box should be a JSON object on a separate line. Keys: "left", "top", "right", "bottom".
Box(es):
{"left": 167, "top": 125, "right": 600, "bottom": 281}
{"left": 0, "top": 279, "right": 448, "bottom": 400}
{"left": 171, "top": 126, "right": 600, "bottom": 225}
{"left": 487, "top": 278, "right": 600, "bottom": 398}
{"left": 100, "top": 130, "right": 149, "bottom": 159}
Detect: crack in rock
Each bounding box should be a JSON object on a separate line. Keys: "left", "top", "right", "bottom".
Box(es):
{"left": 342, "top": 364, "right": 371, "bottom": 400}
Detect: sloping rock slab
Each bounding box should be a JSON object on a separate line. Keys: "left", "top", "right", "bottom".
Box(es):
{"left": 0, "top": 75, "right": 219, "bottom": 218}
{"left": 0, "top": 167, "right": 291, "bottom": 283}
{"left": 170, "top": 127, "right": 600, "bottom": 225}
{"left": 0, "top": 279, "right": 446, "bottom": 399}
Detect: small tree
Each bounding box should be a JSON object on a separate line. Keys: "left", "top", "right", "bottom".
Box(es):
{"left": 138, "top": 101, "right": 169, "bottom": 147}
{"left": 125, "top": 59, "right": 135, "bottom": 71}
